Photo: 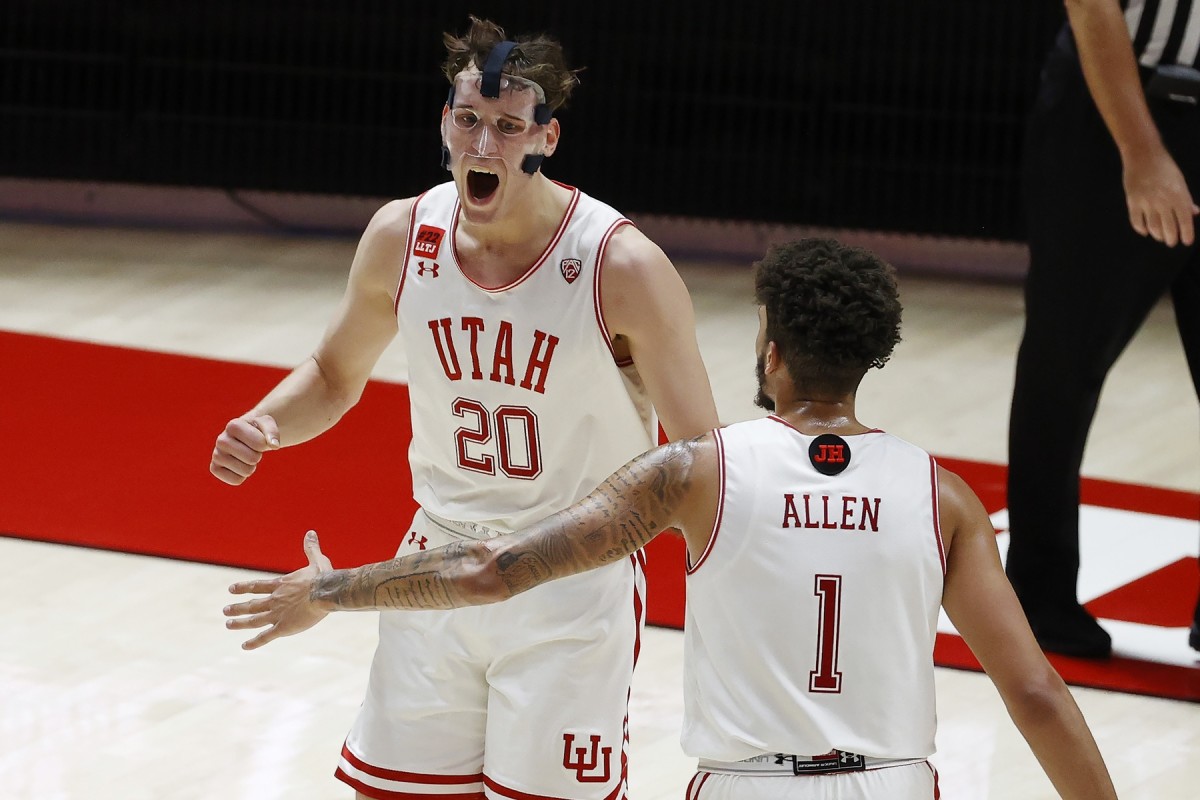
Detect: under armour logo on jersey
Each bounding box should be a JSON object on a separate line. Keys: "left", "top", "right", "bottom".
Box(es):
{"left": 560, "top": 258, "right": 582, "bottom": 284}
{"left": 416, "top": 261, "right": 440, "bottom": 278}
{"left": 413, "top": 224, "right": 445, "bottom": 258}
{"left": 809, "top": 433, "right": 851, "bottom": 476}
{"left": 562, "top": 733, "right": 611, "bottom": 783}
{"left": 407, "top": 531, "right": 428, "bottom": 550}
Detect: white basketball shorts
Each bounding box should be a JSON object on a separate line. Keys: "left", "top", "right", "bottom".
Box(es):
{"left": 335, "top": 509, "right": 646, "bottom": 800}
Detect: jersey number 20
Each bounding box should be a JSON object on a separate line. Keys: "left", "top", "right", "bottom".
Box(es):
{"left": 452, "top": 397, "right": 543, "bottom": 480}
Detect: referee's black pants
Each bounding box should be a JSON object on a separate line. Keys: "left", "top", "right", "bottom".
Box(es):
{"left": 1006, "top": 35, "right": 1200, "bottom": 620}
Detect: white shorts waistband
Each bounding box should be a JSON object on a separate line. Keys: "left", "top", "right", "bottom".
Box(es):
{"left": 420, "top": 508, "right": 501, "bottom": 541}
{"left": 698, "top": 752, "right": 927, "bottom": 776}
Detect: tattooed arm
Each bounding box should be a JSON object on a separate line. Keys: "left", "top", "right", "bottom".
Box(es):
{"left": 224, "top": 434, "right": 720, "bottom": 650}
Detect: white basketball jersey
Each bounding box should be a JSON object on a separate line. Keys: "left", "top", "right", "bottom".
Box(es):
{"left": 682, "top": 416, "right": 946, "bottom": 762}
{"left": 395, "top": 181, "right": 656, "bottom": 533}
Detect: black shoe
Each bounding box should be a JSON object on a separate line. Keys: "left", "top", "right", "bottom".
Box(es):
{"left": 1023, "top": 601, "right": 1112, "bottom": 659}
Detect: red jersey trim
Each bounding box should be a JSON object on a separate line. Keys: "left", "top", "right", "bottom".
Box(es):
{"left": 687, "top": 427, "right": 726, "bottom": 574}
{"left": 592, "top": 218, "right": 636, "bottom": 363}
{"left": 929, "top": 456, "right": 947, "bottom": 575}
{"left": 449, "top": 186, "right": 581, "bottom": 293}
{"left": 767, "top": 414, "right": 884, "bottom": 436}
{"left": 631, "top": 554, "right": 645, "bottom": 665}
{"left": 394, "top": 191, "right": 430, "bottom": 315}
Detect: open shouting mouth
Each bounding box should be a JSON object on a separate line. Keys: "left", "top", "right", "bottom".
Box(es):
{"left": 467, "top": 167, "right": 500, "bottom": 202}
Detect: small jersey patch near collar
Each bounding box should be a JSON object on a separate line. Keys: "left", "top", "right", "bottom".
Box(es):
{"left": 809, "top": 433, "right": 851, "bottom": 475}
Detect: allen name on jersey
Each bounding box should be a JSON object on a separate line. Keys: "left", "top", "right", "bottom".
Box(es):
{"left": 781, "top": 493, "right": 882, "bottom": 532}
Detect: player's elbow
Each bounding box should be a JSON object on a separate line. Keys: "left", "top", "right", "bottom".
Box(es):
{"left": 452, "top": 543, "right": 513, "bottom": 607}
{"left": 1000, "top": 664, "right": 1073, "bottom": 726}
{"left": 310, "top": 354, "right": 368, "bottom": 415}
{"left": 458, "top": 538, "right": 555, "bottom": 607}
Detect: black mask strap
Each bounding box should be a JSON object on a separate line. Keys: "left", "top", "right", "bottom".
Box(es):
{"left": 482, "top": 41, "right": 553, "bottom": 125}
{"left": 520, "top": 154, "right": 546, "bottom": 175}
{"left": 481, "top": 41, "right": 520, "bottom": 98}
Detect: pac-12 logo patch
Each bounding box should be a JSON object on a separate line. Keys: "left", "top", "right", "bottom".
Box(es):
{"left": 560, "top": 258, "right": 582, "bottom": 284}
{"left": 809, "top": 434, "right": 850, "bottom": 476}
{"left": 413, "top": 224, "right": 445, "bottom": 258}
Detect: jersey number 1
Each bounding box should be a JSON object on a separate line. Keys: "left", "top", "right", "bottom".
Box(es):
{"left": 452, "top": 397, "right": 543, "bottom": 480}
{"left": 809, "top": 574, "right": 843, "bottom": 693}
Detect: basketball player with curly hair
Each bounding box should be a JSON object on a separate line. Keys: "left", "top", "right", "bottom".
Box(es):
{"left": 228, "top": 238, "right": 1117, "bottom": 800}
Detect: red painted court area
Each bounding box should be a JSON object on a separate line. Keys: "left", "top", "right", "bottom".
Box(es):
{"left": 2, "top": 331, "right": 1197, "bottom": 700}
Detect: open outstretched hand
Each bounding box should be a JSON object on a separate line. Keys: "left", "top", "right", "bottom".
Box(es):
{"left": 224, "top": 530, "right": 333, "bottom": 650}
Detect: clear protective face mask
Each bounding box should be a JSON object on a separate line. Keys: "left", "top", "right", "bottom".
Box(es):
{"left": 441, "top": 64, "right": 552, "bottom": 176}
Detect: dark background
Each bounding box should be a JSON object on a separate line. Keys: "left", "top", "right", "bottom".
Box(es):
{"left": 0, "top": 1, "right": 1065, "bottom": 240}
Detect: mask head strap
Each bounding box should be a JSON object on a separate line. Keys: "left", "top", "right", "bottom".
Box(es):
{"left": 481, "top": 41, "right": 520, "bottom": 98}
{"left": 482, "top": 40, "right": 553, "bottom": 126}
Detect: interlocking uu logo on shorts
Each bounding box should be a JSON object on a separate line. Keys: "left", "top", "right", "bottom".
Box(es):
{"left": 562, "top": 733, "right": 611, "bottom": 782}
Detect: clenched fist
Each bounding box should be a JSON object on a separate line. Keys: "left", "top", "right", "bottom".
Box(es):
{"left": 210, "top": 414, "right": 281, "bottom": 485}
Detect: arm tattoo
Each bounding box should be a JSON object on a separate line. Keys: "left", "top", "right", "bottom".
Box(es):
{"left": 310, "top": 437, "right": 704, "bottom": 610}
{"left": 495, "top": 551, "right": 554, "bottom": 594}
{"left": 374, "top": 572, "right": 456, "bottom": 609}
{"left": 491, "top": 436, "right": 701, "bottom": 588}
{"left": 312, "top": 542, "right": 481, "bottom": 610}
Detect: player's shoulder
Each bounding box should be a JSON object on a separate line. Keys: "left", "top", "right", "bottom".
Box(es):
{"left": 933, "top": 463, "right": 988, "bottom": 523}
{"left": 599, "top": 224, "right": 675, "bottom": 285}
{"left": 364, "top": 197, "right": 417, "bottom": 241}
{"left": 344, "top": 197, "right": 420, "bottom": 291}
{"left": 934, "top": 462, "right": 969, "bottom": 495}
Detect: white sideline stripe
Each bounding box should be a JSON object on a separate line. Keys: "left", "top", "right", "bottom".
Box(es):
{"left": 937, "top": 505, "right": 1199, "bottom": 667}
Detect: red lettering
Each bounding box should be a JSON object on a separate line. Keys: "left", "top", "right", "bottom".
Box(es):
{"left": 519, "top": 330, "right": 560, "bottom": 394}
{"left": 785, "top": 493, "right": 882, "bottom": 533}
{"left": 860, "top": 497, "right": 880, "bottom": 531}
{"left": 490, "top": 320, "right": 516, "bottom": 385}
{"left": 821, "top": 495, "right": 837, "bottom": 529}
{"left": 782, "top": 493, "right": 802, "bottom": 528}
{"left": 461, "top": 317, "right": 485, "bottom": 380}
{"left": 803, "top": 494, "right": 820, "bottom": 528}
{"left": 428, "top": 318, "right": 462, "bottom": 380}
{"left": 841, "top": 496, "right": 856, "bottom": 529}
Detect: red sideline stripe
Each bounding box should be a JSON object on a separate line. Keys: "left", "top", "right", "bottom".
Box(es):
{"left": 3, "top": 331, "right": 1196, "bottom": 703}
{"left": 935, "top": 456, "right": 1200, "bottom": 521}
{"left": 933, "top": 632, "right": 1200, "bottom": 702}
{"left": 1085, "top": 557, "right": 1200, "bottom": 627}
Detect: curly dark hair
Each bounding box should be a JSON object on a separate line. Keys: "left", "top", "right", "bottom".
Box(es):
{"left": 753, "top": 238, "right": 903, "bottom": 396}
{"left": 442, "top": 16, "right": 581, "bottom": 112}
